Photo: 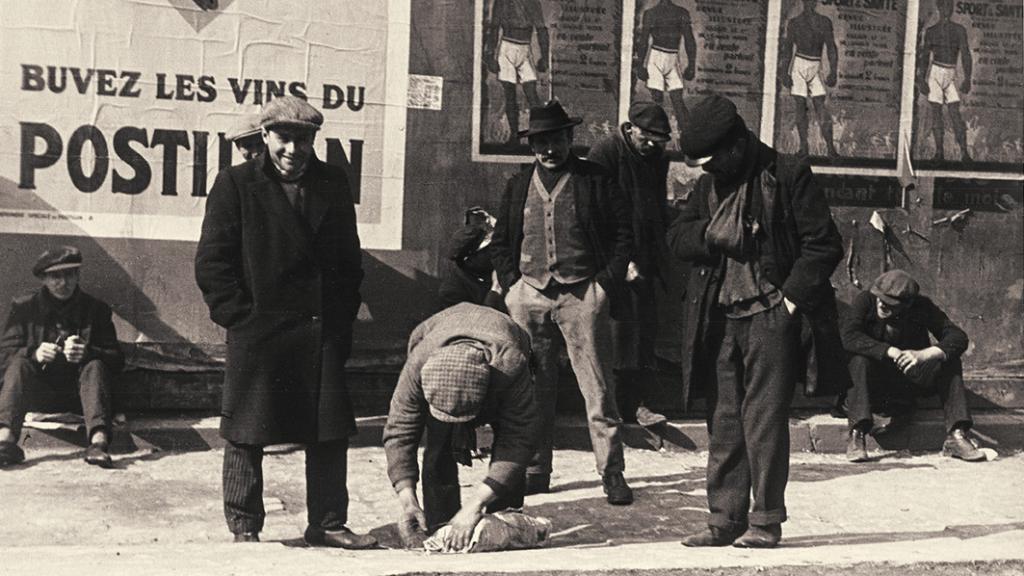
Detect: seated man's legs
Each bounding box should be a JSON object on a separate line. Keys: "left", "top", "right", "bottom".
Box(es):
{"left": 78, "top": 359, "right": 113, "bottom": 444}
{"left": 0, "top": 356, "right": 38, "bottom": 443}
{"left": 924, "top": 357, "right": 971, "bottom": 434}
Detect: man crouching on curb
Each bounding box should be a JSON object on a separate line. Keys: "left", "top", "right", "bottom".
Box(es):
{"left": 383, "top": 303, "right": 538, "bottom": 551}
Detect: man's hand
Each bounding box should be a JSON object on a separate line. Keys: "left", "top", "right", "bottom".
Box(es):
{"left": 443, "top": 505, "right": 483, "bottom": 552}
{"left": 916, "top": 77, "right": 928, "bottom": 95}
{"left": 33, "top": 342, "right": 61, "bottom": 365}
{"left": 683, "top": 64, "right": 695, "bottom": 81}
{"left": 625, "top": 261, "right": 644, "bottom": 283}
{"left": 395, "top": 486, "right": 428, "bottom": 549}
{"left": 779, "top": 71, "right": 793, "bottom": 89}
{"left": 635, "top": 61, "right": 649, "bottom": 82}
{"left": 486, "top": 56, "right": 500, "bottom": 75}
{"left": 826, "top": 70, "right": 838, "bottom": 87}
{"left": 895, "top": 347, "right": 946, "bottom": 383}
{"left": 63, "top": 335, "right": 87, "bottom": 364}
{"left": 961, "top": 77, "right": 971, "bottom": 95}
{"left": 535, "top": 57, "right": 548, "bottom": 73}
{"left": 886, "top": 346, "right": 903, "bottom": 362}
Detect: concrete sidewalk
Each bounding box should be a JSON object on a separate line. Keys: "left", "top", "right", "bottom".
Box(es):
{"left": 0, "top": 441, "right": 1022, "bottom": 576}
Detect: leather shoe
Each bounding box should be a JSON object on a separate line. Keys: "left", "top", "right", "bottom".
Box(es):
{"left": 304, "top": 526, "right": 378, "bottom": 549}
{"left": 942, "top": 428, "right": 985, "bottom": 462}
{"left": 733, "top": 524, "right": 782, "bottom": 548}
{"left": 635, "top": 405, "right": 668, "bottom": 428}
{"left": 681, "top": 526, "right": 744, "bottom": 547}
{"left": 84, "top": 443, "right": 112, "bottom": 468}
{"left": 233, "top": 532, "right": 259, "bottom": 543}
{"left": 602, "top": 473, "right": 633, "bottom": 505}
{"left": 846, "top": 428, "right": 869, "bottom": 463}
{"left": 525, "top": 473, "right": 551, "bottom": 495}
{"left": 0, "top": 441, "right": 25, "bottom": 467}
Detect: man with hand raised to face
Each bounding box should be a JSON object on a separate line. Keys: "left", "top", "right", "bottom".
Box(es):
{"left": 196, "top": 95, "right": 373, "bottom": 548}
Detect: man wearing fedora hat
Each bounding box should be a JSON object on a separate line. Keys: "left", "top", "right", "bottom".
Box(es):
{"left": 383, "top": 302, "right": 537, "bottom": 551}
{"left": 668, "top": 93, "right": 847, "bottom": 547}
{"left": 196, "top": 95, "right": 374, "bottom": 547}
{"left": 491, "top": 100, "right": 635, "bottom": 505}
{"left": 588, "top": 101, "right": 674, "bottom": 428}
{"left": 0, "top": 246, "right": 123, "bottom": 468}
{"left": 839, "top": 269, "right": 982, "bottom": 463}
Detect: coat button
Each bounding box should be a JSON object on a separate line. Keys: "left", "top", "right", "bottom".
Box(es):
{"left": 312, "top": 315, "right": 321, "bottom": 322}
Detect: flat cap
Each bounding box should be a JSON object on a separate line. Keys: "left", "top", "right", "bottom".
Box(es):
{"left": 33, "top": 245, "right": 83, "bottom": 277}
{"left": 259, "top": 96, "right": 323, "bottom": 130}
{"left": 628, "top": 101, "right": 671, "bottom": 141}
{"left": 870, "top": 269, "right": 920, "bottom": 306}
{"left": 421, "top": 343, "right": 491, "bottom": 423}
{"left": 225, "top": 113, "right": 263, "bottom": 141}
{"left": 679, "top": 93, "right": 744, "bottom": 167}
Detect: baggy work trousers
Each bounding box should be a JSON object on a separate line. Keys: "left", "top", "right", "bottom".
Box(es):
{"left": 0, "top": 356, "right": 112, "bottom": 439}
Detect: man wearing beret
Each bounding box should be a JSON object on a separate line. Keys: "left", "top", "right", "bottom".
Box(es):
{"left": 587, "top": 101, "right": 673, "bottom": 428}
{"left": 0, "top": 246, "right": 123, "bottom": 468}
{"left": 668, "top": 93, "right": 847, "bottom": 548}
{"left": 383, "top": 302, "right": 537, "bottom": 551}
{"left": 491, "top": 100, "right": 635, "bottom": 505}
{"left": 225, "top": 113, "right": 266, "bottom": 162}
{"left": 839, "top": 269, "right": 983, "bottom": 462}
{"left": 196, "top": 95, "right": 374, "bottom": 547}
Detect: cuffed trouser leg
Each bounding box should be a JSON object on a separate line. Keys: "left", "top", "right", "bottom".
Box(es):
{"left": 223, "top": 441, "right": 264, "bottom": 534}
{"left": 555, "top": 280, "right": 624, "bottom": 476}
{"left": 707, "top": 305, "right": 798, "bottom": 530}
{"left": 77, "top": 359, "right": 112, "bottom": 439}
{"left": 305, "top": 439, "right": 349, "bottom": 531}
{"left": 422, "top": 417, "right": 462, "bottom": 532}
{"left": 845, "top": 354, "right": 876, "bottom": 432}
{"left": 0, "top": 356, "right": 35, "bottom": 440}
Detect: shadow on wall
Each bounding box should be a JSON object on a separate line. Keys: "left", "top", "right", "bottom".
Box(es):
{"left": 356, "top": 251, "right": 444, "bottom": 354}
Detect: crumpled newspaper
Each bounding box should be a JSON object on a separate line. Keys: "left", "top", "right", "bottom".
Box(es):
{"left": 423, "top": 511, "right": 551, "bottom": 554}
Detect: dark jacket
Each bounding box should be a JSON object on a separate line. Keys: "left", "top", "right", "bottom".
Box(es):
{"left": 667, "top": 135, "right": 848, "bottom": 409}
{"left": 840, "top": 290, "right": 969, "bottom": 361}
{"left": 587, "top": 125, "right": 672, "bottom": 282}
{"left": 438, "top": 224, "right": 497, "bottom": 309}
{"left": 490, "top": 158, "right": 634, "bottom": 316}
{"left": 0, "top": 288, "right": 124, "bottom": 375}
{"left": 382, "top": 303, "right": 537, "bottom": 494}
{"left": 195, "top": 153, "right": 363, "bottom": 445}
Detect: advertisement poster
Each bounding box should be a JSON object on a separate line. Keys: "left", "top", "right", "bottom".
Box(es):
{"left": 628, "top": 0, "right": 769, "bottom": 155}
{"left": 474, "top": 0, "right": 623, "bottom": 161}
{"left": 0, "top": 0, "right": 410, "bottom": 249}
{"left": 773, "top": 0, "right": 906, "bottom": 167}
{"left": 911, "top": 0, "right": 1023, "bottom": 174}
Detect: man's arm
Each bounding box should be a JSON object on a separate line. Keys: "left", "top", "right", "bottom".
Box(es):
{"left": 634, "top": 11, "right": 651, "bottom": 81}
{"left": 681, "top": 10, "right": 697, "bottom": 81}
{"left": 0, "top": 302, "right": 28, "bottom": 369}
{"left": 335, "top": 177, "right": 364, "bottom": 324}
{"left": 84, "top": 301, "right": 124, "bottom": 373}
{"left": 483, "top": 0, "right": 503, "bottom": 73}
{"left": 957, "top": 25, "right": 972, "bottom": 94}
{"left": 824, "top": 18, "right": 838, "bottom": 87}
{"left": 780, "top": 160, "right": 844, "bottom": 313}
{"left": 528, "top": 0, "right": 550, "bottom": 72}
{"left": 490, "top": 176, "right": 521, "bottom": 290}
{"left": 919, "top": 297, "right": 969, "bottom": 360}
{"left": 666, "top": 179, "right": 717, "bottom": 264}
{"left": 485, "top": 362, "right": 538, "bottom": 495}
{"left": 594, "top": 174, "right": 634, "bottom": 291}
{"left": 382, "top": 357, "right": 429, "bottom": 491}
{"left": 839, "top": 291, "right": 893, "bottom": 360}
{"left": 778, "top": 22, "right": 794, "bottom": 88}
{"left": 194, "top": 169, "right": 251, "bottom": 329}
{"left": 916, "top": 28, "right": 933, "bottom": 94}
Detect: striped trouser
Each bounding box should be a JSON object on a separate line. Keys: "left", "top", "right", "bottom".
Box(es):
{"left": 222, "top": 439, "right": 349, "bottom": 534}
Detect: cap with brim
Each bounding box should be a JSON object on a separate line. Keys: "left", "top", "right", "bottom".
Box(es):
{"left": 628, "top": 101, "right": 672, "bottom": 142}
{"left": 870, "top": 269, "right": 919, "bottom": 306}
{"left": 519, "top": 100, "right": 583, "bottom": 138}
{"left": 226, "top": 114, "right": 263, "bottom": 142}
{"left": 421, "top": 343, "right": 490, "bottom": 423}
{"left": 259, "top": 95, "right": 324, "bottom": 131}
{"left": 680, "top": 93, "right": 744, "bottom": 167}
{"left": 33, "top": 246, "right": 83, "bottom": 277}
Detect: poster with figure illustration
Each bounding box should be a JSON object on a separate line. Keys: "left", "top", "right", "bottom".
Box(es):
{"left": 628, "top": 0, "right": 768, "bottom": 156}
{"left": 473, "top": 0, "right": 623, "bottom": 162}
{"left": 773, "top": 0, "right": 905, "bottom": 168}
{"left": 911, "top": 0, "right": 1023, "bottom": 174}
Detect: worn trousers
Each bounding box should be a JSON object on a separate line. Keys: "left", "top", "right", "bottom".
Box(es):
{"left": 422, "top": 416, "right": 525, "bottom": 532}
{"left": 222, "top": 439, "right": 349, "bottom": 535}
{"left": 506, "top": 278, "right": 625, "bottom": 477}
{"left": 612, "top": 277, "right": 663, "bottom": 414}
{"left": 0, "top": 356, "right": 111, "bottom": 439}
{"left": 845, "top": 354, "right": 972, "bottom": 434}
{"left": 706, "top": 304, "right": 799, "bottom": 531}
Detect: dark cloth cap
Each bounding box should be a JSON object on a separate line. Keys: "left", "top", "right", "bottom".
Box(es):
{"left": 33, "top": 245, "right": 83, "bottom": 277}
{"left": 870, "top": 269, "right": 920, "bottom": 305}
{"left": 259, "top": 96, "right": 323, "bottom": 130}
{"left": 226, "top": 113, "right": 263, "bottom": 141}
{"left": 519, "top": 100, "right": 583, "bottom": 138}
{"left": 627, "top": 101, "right": 671, "bottom": 141}
{"left": 421, "top": 343, "right": 491, "bottom": 423}
{"left": 679, "top": 93, "right": 743, "bottom": 166}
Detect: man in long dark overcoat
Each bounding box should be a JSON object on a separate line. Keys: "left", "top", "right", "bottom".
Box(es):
{"left": 195, "top": 96, "right": 374, "bottom": 548}
{"left": 668, "top": 94, "right": 847, "bottom": 548}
